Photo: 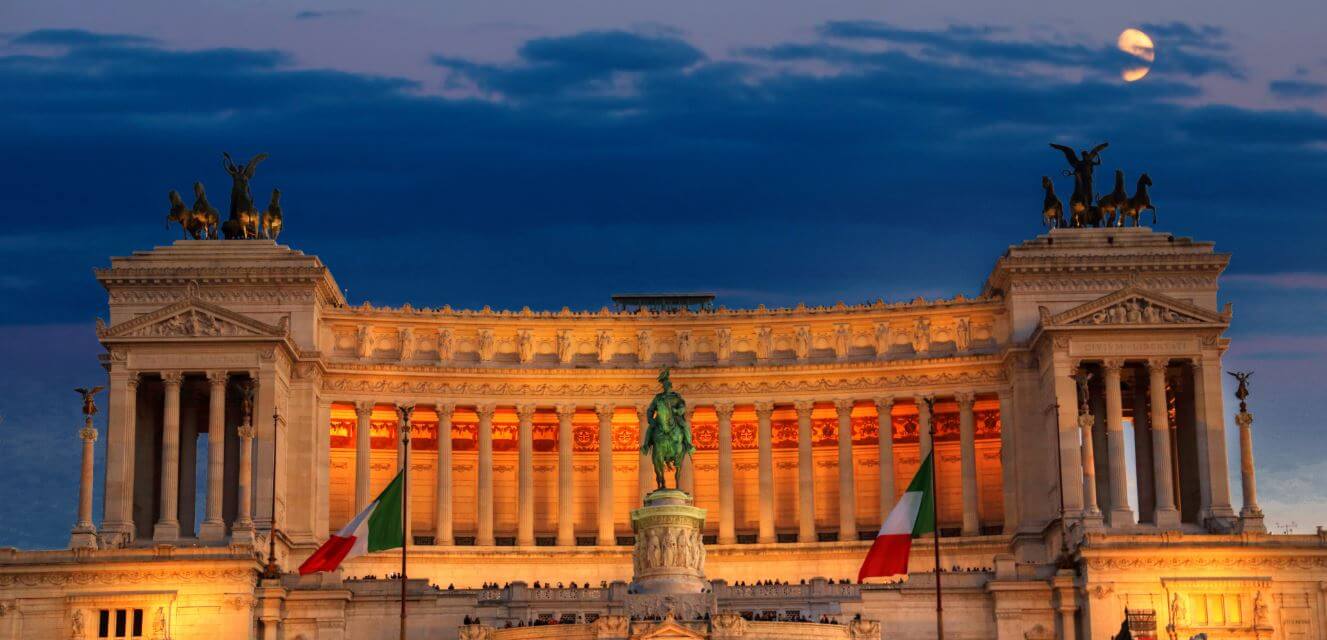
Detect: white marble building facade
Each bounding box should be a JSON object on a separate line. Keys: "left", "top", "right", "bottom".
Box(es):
{"left": 0, "top": 227, "right": 1324, "bottom": 640}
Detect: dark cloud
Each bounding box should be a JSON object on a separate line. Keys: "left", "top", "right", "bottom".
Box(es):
{"left": 1270, "top": 79, "right": 1327, "bottom": 100}
{"left": 817, "top": 19, "right": 1240, "bottom": 80}
{"left": 9, "top": 28, "right": 155, "bottom": 48}
{"left": 435, "top": 29, "right": 703, "bottom": 99}
{"left": 294, "top": 9, "right": 363, "bottom": 20}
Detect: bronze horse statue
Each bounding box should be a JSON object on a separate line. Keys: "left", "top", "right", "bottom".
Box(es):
{"left": 191, "top": 182, "right": 219, "bottom": 239}
{"left": 1096, "top": 169, "right": 1129, "bottom": 227}
{"left": 1119, "top": 173, "right": 1155, "bottom": 227}
{"left": 166, "top": 190, "right": 190, "bottom": 237}
{"left": 263, "top": 188, "right": 283, "bottom": 241}
{"left": 1041, "top": 176, "right": 1066, "bottom": 228}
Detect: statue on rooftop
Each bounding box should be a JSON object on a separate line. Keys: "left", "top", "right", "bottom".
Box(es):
{"left": 1050, "top": 142, "right": 1108, "bottom": 226}
{"left": 221, "top": 152, "right": 268, "bottom": 239}
{"left": 640, "top": 366, "right": 694, "bottom": 492}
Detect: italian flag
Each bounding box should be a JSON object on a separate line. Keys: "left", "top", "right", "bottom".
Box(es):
{"left": 857, "top": 451, "right": 935, "bottom": 583}
{"left": 299, "top": 470, "right": 405, "bottom": 575}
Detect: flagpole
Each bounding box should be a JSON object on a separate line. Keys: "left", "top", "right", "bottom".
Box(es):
{"left": 927, "top": 398, "right": 943, "bottom": 640}
{"left": 398, "top": 405, "right": 414, "bottom": 640}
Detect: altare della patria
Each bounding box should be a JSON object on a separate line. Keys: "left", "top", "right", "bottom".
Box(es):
{"left": 0, "top": 147, "right": 1324, "bottom": 640}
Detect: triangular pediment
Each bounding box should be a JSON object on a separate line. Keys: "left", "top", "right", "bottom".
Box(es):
{"left": 632, "top": 615, "right": 707, "bottom": 640}
{"left": 98, "top": 292, "right": 288, "bottom": 341}
{"left": 1040, "top": 286, "right": 1230, "bottom": 328}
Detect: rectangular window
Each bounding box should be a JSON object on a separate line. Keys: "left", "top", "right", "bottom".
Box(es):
{"left": 97, "top": 608, "right": 145, "bottom": 639}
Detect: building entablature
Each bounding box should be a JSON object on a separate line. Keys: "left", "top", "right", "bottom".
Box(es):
{"left": 320, "top": 304, "right": 1009, "bottom": 371}
{"left": 317, "top": 356, "right": 1009, "bottom": 405}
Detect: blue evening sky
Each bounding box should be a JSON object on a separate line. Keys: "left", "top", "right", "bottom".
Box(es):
{"left": 1, "top": 1, "right": 1325, "bottom": 547}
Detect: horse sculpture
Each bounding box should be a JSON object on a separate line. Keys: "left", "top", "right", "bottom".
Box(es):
{"left": 166, "top": 190, "right": 190, "bottom": 237}
{"left": 640, "top": 366, "right": 695, "bottom": 492}
{"left": 263, "top": 188, "right": 283, "bottom": 241}
{"left": 191, "top": 182, "right": 219, "bottom": 239}
{"left": 1041, "top": 176, "right": 1065, "bottom": 228}
{"left": 1119, "top": 173, "right": 1155, "bottom": 227}
{"left": 1096, "top": 169, "right": 1129, "bottom": 227}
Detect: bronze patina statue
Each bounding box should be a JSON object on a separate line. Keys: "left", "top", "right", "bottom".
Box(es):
{"left": 1228, "top": 370, "right": 1253, "bottom": 412}
{"left": 221, "top": 152, "right": 268, "bottom": 239}
{"left": 74, "top": 386, "right": 104, "bottom": 418}
{"left": 640, "top": 366, "right": 695, "bottom": 492}
{"left": 1050, "top": 142, "right": 1108, "bottom": 226}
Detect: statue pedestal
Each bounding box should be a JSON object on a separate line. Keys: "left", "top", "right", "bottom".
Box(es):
{"left": 627, "top": 489, "right": 713, "bottom": 620}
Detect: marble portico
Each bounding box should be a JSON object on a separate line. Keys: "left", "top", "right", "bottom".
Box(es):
{"left": 3, "top": 227, "right": 1324, "bottom": 640}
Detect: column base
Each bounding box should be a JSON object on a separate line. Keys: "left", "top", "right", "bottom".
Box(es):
{"left": 1080, "top": 510, "right": 1105, "bottom": 531}
{"left": 1108, "top": 507, "right": 1136, "bottom": 529}
{"left": 99, "top": 522, "right": 134, "bottom": 548}
{"left": 597, "top": 535, "right": 616, "bottom": 547}
{"left": 556, "top": 529, "right": 575, "bottom": 547}
{"left": 476, "top": 535, "right": 495, "bottom": 546}
{"left": 69, "top": 526, "right": 98, "bottom": 550}
{"left": 757, "top": 533, "right": 777, "bottom": 544}
{"left": 1154, "top": 507, "right": 1181, "bottom": 530}
{"left": 1239, "top": 508, "right": 1267, "bottom": 534}
{"left": 232, "top": 523, "right": 257, "bottom": 546}
{"left": 199, "top": 519, "right": 228, "bottom": 542}
{"left": 152, "top": 521, "right": 180, "bottom": 542}
{"left": 717, "top": 534, "right": 737, "bottom": 545}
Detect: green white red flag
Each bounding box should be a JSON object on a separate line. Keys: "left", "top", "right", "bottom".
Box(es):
{"left": 299, "top": 470, "right": 405, "bottom": 574}
{"left": 858, "top": 451, "right": 935, "bottom": 582}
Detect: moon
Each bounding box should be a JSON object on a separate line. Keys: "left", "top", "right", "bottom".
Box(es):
{"left": 1118, "top": 28, "right": 1155, "bottom": 82}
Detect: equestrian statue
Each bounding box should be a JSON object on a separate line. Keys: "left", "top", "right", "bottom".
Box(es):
{"left": 640, "top": 366, "right": 695, "bottom": 493}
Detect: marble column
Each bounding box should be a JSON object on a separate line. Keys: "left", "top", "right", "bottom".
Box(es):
{"left": 916, "top": 396, "right": 933, "bottom": 457}
{"left": 233, "top": 414, "right": 256, "bottom": 543}
{"left": 715, "top": 402, "right": 736, "bottom": 545}
{"left": 516, "top": 404, "right": 535, "bottom": 547}
{"left": 200, "top": 372, "right": 229, "bottom": 540}
{"left": 637, "top": 403, "right": 652, "bottom": 501}
{"left": 71, "top": 413, "right": 99, "bottom": 548}
{"left": 556, "top": 404, "right": 576, "bottom": 546}
{"left": 1079, "top": 388, "right": 1102, "bottom": 520}
{"left": 1103, "top": 359, "right": 1135, "bottom": 527}
{"left": 835, "top": 398, "right": 858, "bottom": 541}
{"left": 154, "top": 372, "right": 183, "bottom": 541}
{"left": 1236, "top": 403, "right": 1266, "bottom": 532}
{"left": 1147, "top": 359, "right": 1180, "bottom": 528}
{"left": 794, "top": 400, "right": 816, "bottom": 543}
{"left": 873, "top": 397, "right": 896, "bottom": 520}
{"left": 101, "top": 371, "right": 139, "bottom": 545}
{"left": 1192, "top": 356, "right": 1236, "bottom": 522}
{"left": 595, "top": 404, "right": 616, "bottom": 546}
{"left": 957, "top": 392, "right": 980, "bottom": 537}
{"left": 476, "top": 404, "right": 495, "bottom": 546}
{"left": 755, "top": 401, "right": 776, "bottom": 543}
{"left": 435, "top": 402, "right": 455, "bottom": 546}
{"left": 354, "top": 401, "right": 373, "bottom": 512}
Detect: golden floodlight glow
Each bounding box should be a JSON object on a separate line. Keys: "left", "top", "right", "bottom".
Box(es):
{"left": 1118, "top": 27, "right": 1155, "bottom": 82}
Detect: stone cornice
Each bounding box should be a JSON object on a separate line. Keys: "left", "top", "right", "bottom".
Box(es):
{"left": 323, "top": 351, "right": 1006, "bottom": 377}
{"left": 323, "top": 295, "right": 1004, "bottom": 323}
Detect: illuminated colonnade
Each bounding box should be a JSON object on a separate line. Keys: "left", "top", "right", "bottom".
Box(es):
{"left": 323, "top": 394, "right": 1008, "bottom": 546}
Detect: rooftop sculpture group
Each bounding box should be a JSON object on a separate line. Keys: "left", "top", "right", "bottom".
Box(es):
{"left": 166, "top": 152, "right": 283, "bottom": 240}
{"left": 1042, "top": 141, "right": 1155, "bottom": 228}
